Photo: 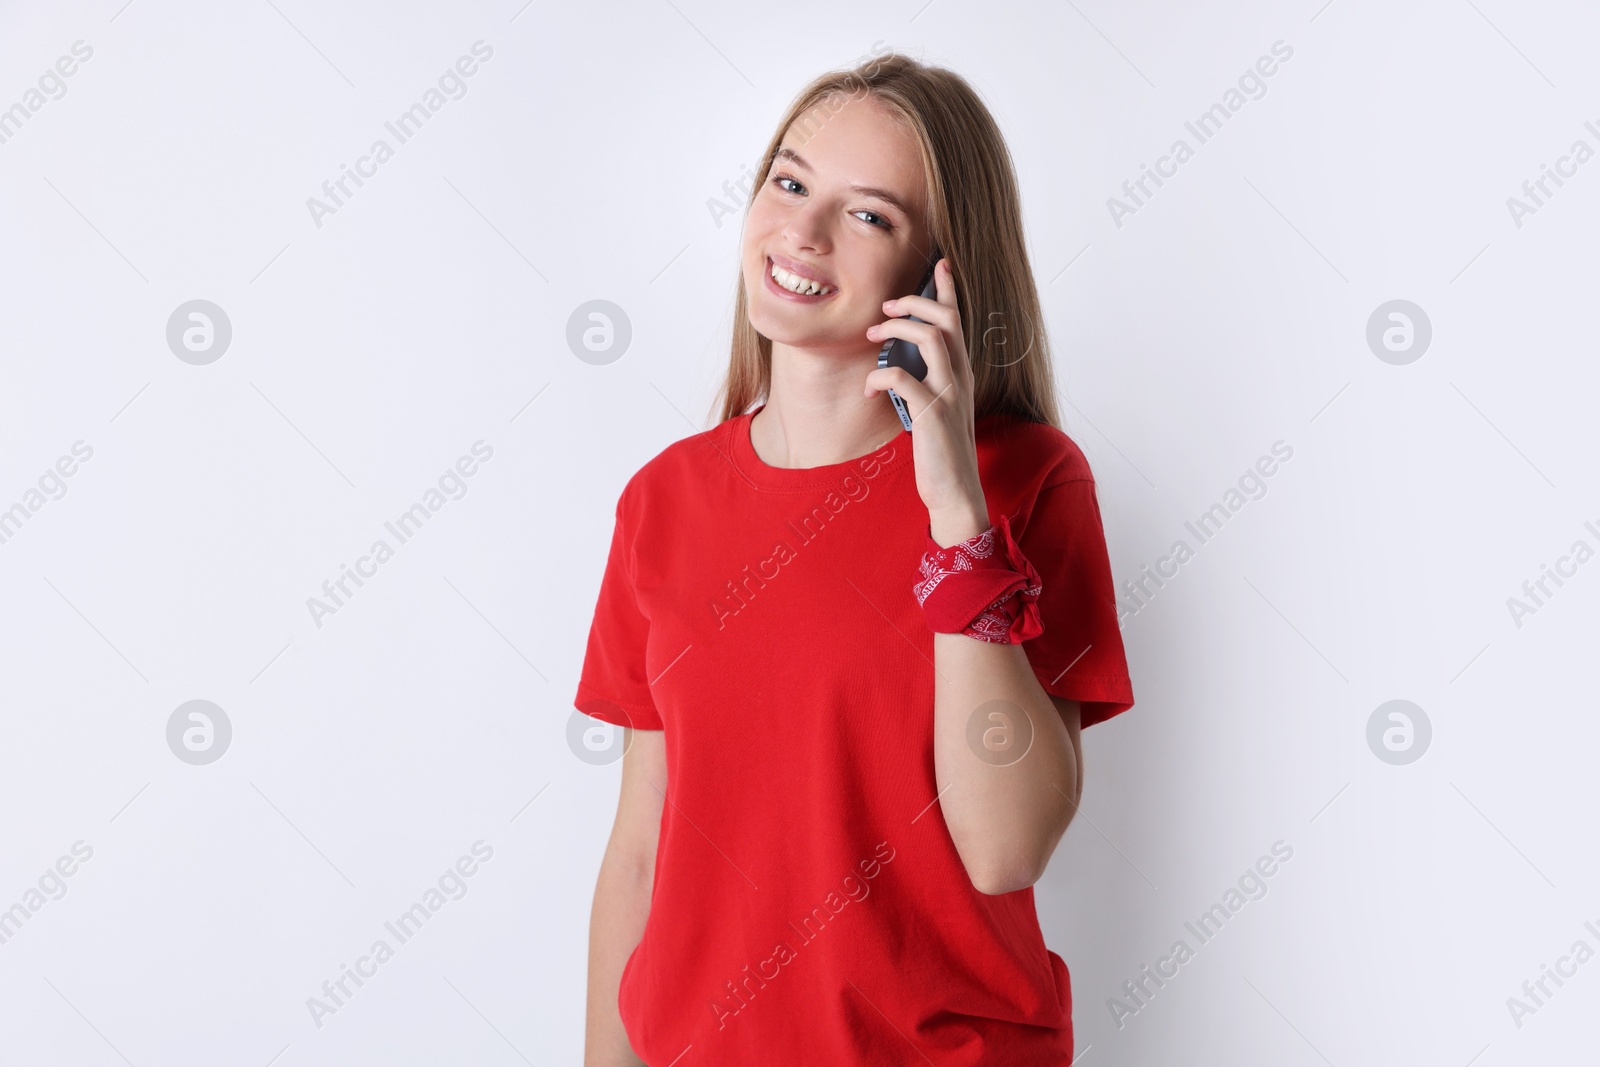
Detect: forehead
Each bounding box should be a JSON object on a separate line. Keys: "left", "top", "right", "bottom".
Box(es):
{"left": 779, "top": 94, "right": 927, "bottom": 215}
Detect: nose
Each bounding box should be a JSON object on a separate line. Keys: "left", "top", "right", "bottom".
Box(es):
{"left": 782, "top": 197, "right": 831, "bottom": 254}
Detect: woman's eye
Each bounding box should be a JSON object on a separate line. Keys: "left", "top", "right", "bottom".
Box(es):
{"left": 769, "top": 175, "right": 890, "bottom": 230}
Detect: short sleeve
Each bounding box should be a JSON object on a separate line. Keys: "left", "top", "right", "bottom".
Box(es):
{"left": 1017, "top": 477, "right": 1135, "bottom": 728}
{"left": 574, "top": 482, "right": 664, "bottom": 731}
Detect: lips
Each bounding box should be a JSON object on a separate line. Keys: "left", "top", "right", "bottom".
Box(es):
{"left": 764, "top": 256, "right": 838, "bottom": 302}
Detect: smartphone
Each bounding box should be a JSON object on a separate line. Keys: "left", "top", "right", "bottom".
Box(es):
{"left": 877, "top": 249, "right": 941, "bottom": 432}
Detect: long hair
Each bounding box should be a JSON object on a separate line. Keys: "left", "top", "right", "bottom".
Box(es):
{"left": 710, "top": 51, "right": 1061, "bottom": 430}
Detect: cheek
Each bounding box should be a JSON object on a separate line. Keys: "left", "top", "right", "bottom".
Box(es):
{"left": 744, "top": 186, "right": 779, "bottom": 227}
{"left": 740, "top": 236, "right": 764, "bottom": 281}
{"left": 741, "top": 206, "right": 777, "bottom": 259}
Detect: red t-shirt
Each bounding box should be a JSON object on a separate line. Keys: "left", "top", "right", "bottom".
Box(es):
{"left": 576, "top": 406, "right": 1134, "bottom": 1066}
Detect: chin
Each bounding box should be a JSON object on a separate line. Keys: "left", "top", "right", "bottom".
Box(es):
{"left": 747, "top": 302, "right": 855, "bottom": 351}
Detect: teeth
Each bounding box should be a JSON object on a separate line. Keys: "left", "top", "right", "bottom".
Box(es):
{"left": 770, "top": 262, "right": 833, "bottom": 296}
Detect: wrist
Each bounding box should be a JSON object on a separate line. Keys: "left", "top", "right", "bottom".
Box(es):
{"left": 928, "top": 499, "right": 990, "bottom": 547}
{"left": 912, "top": 512, "right": 1046, "bottom": 644}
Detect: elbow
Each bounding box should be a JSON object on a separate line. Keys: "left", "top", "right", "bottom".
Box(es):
{"left": 960, "top": 817, "right": 1075, "bottom": 895}
{"left": 953, "top": 783, "right": 1079, "bottom": 895}
{"left": 965, "top": 853, "right": 1046, "bottom": 896}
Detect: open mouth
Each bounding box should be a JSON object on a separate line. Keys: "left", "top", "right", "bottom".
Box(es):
{"left": 765, "top": 256, "right": 837, "bottom": 300}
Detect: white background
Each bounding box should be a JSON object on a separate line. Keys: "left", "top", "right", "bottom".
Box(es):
{"left": 1, "top": 0, "right": 1596, "bottom": 1064}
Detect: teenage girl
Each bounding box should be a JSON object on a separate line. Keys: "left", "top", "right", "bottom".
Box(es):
{"left": 579, "top": 51, "right": 1134, "bottom": 1066}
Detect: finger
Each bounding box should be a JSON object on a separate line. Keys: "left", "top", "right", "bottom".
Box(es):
{"left": 883, "top": 258, "right": 955, "bottom": 318}
{"left": 863, "top": 367, "right": 958, "bottom": 426}
{"left": 862, "top": 364, "right": 933, "bottom": 407}
{"left": 881, "top": 291, "right": 958, "bottom": 334}
{"left": 929, "top": 259, "right": 969, "bottom": 373}
{"left": 881, "top": 258, "right": 968, "bottom": 373}
{"left": 867, "top": 317, "right": 951, "bottom": 387}
{"left": 867, "top": 316, "right": 941, "bottom": 349}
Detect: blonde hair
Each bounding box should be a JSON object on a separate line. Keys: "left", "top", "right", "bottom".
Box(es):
{"left": 710, "top": 51, "right": 1061, "bottom": 430}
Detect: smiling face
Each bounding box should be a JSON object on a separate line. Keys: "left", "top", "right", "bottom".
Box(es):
{"left": 741, "top": 93, "right": 935, "bottom": 355}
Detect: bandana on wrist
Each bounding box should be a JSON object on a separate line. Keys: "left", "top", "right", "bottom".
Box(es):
{"left": 913, "top": 513, "right": 1043, "bottom": 643}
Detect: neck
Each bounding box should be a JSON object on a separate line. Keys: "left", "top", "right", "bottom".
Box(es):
{"left": 751, "top": 340, "right": 906, "bottom": 469}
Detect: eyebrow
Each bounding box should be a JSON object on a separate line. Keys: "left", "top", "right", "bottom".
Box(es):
{"left": 772, "top": 146, "right": 914, "bottom": 217}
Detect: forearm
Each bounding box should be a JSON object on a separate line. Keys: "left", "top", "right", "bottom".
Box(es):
{"left": 932, "top": 633, "right": 1079, "bottom": 894}
{"left": 585, "top": 851, "right": 653, "bottom": 1067}
{"left": 928, "top": 502, "right": 1080, "bottom": 895}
